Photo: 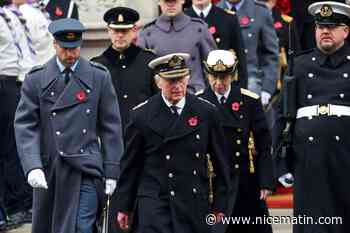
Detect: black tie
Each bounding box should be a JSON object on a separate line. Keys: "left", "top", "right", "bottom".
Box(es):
{"left": 170, "top": 105, "right": 179, "bottom": 117}
{"left": 231, "top": 5, "right": 237, "bottom": 12}
{"left": 63, "top": 68, "right": 72, "bottom": 85}
{"left": 200, "top": 12, "right": 205, "bottom": 19}
{"left": 220, "top": 96, "right": 226, "bottom": 105}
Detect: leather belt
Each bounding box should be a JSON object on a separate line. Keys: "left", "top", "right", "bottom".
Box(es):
{"left": 296, "top": 104, "right": 350, "bottom": 118}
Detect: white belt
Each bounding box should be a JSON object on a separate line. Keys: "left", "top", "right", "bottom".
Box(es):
{"left": 296, "top": 104, "right": 350, "bottom": 118}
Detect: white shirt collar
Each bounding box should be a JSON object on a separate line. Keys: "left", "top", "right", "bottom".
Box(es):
{"left": 225, "top": 0, "right": 244, "bottom": 11}
{"left": 214, "top": 85, "right": 231, "bottom": 103}
{"left": 161, "top": 93, "right": 186, "bottom": 115}
{"left": 192, "top": 3, "right": 212, "bottom": 18}
{"left": 56, "top": 56, "right": 79, "bottom": 73}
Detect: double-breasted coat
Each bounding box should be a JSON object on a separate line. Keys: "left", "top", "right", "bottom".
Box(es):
{"left": 275, "top": 44, "right": 350, "bottom": 233}
{"left": 199, "top": 86, "right": 274, "bottom": 233}
{"left": 115, "top": 93, "right": 231, "bottom": 233}
{"left": 137, "top": 13, "right": 216, "bottom": 93}
{"left": 91, "top": 44, "right": 158, "bottom": 131}
{"left": 217, "top": 0, "right": 279, "bottom": 95}
{"left": 14, "top": 57, "right": 124, "bottom": 233}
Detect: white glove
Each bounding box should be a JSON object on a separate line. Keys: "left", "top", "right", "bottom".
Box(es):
{"left": 261, "top": 91, "right": 271, "bottom": 106}
{"left": 105, "top": 179, "right": 117, "bottom": 195}
{"left": 278, "top": 173, "right": 294, "bottom": 188}
{"left": 27, "top": 169, "right": 48, "bottom": 189}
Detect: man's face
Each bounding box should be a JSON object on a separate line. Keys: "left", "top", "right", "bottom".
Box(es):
{"left": 157, "top": 76, "right": 189, "bottom": 104}
{"left": 159, "top": 0, "right": 185, "bottom": 17}
{"left": 208, "top": 73, "right": 232, "bottom": 95}
{"left": 107, "top": 27, "right": 136, "bottom": 51}
{"left": 192, "top": 0, "right": 211, "bottom": 7}
{"left": 315, "top": 24, "right": 349, "bottom": 53}
{"left": 54, "top": 41, "right": 81, "bottom": 67}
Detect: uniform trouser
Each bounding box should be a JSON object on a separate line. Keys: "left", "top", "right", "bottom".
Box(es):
{"left": 77, "top": 176, "right": 98, "bottom": 233}
{"left": 0, "top": 77, "right": 32, "bottom": 215}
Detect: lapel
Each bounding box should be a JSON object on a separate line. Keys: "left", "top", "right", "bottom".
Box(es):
{"left": 49, "top": 58, "right": 93, "bottom": 111}
{"left": 147, "top": 94, "right": 177, "bottom": 138}
{"left": 164, "top": 94, "right": 201, "bottom": 142}
{"left": 203, "top": 87, "right": 241, "bottom": 128}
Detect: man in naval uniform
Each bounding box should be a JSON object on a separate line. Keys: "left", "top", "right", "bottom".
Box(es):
{"left": 115, "top": 53, "right": 231, "bottom": 233}
{"left": 275, "top": 2, "right": 350, "bottom": 233}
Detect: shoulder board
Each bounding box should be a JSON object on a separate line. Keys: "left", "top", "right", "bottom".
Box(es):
{"left": 132, "top": 100, "right": 149, "bottom": 110}
{"left": 28, "top": 65, "right": 44, "bottom": 74}
{"left": 90, "top": 61, "right": 108, "bottom": 72}
{"left": 240, "top": 88, "right": 259, "bottom": 99}
{"left": 191, "top": 17, "right": 205, "bottom": 24}
{"left": 195, "top": 89, "right": 204, "bottom": 96}
{"left": 254, "top": 0, "right": 267, "bottom": 8}
{"left": 197, "top": 97, "right": 216, "bottom": 107}
{"left": 224, "top": 9, "right": 236, "bottom": 15}
{"left": 295, "top": 48, "right": 314, "bottom": 57}
{"left": 281, "top": 14, "right": 293, "bottom": 23}
{"left": 143, "top": 19, "right": 156, "bottom": 29}
{"left": 143, "top": 48, "right": 156, "bottom": 55}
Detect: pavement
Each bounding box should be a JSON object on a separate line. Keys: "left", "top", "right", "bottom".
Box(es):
{"left": 4, "top": 209, "right": 293, "bottom": 233}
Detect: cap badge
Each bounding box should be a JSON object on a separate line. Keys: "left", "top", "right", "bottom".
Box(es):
{"left": 320, "top": 4, "right": 333, "bottom": 17}
{"left": 117, "top": 14, "right": 124, "bottom": 22}
{"left": 66, "top": 32, "right": 76, "bottom": 40}
{"left": 212, "top": 59, "right": 227, "bottom": 72}
{"left": 168, "top": 55, "right": 183, "bottom": 68}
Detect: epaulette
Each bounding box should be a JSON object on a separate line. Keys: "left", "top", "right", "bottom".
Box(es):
{"left": 143, "top": 19, "right": 156, "bottom": 29}
{"left": 90, "top": 61, "right": 108, "bottom": 72}
{"left": 132, "top": 100, "right": 149, "bottom": 110}
{"left": 224, "top": 9, "right": 236, "bottom": 15}
{"left": 191, "top": 17, "right": 205, "bottom": 24}
{"left": 197, "top": 97, "right": 216, "bottom": 107}
{"left": 281, "top": 14, "right": 293, "bottom": 24}
{"left": 240, "top": 88, "right": 259, "bottom": 99}
{"left": 28, "top": 65, "right": 44, "bottom": 74}
{"left": 143, "top": 48, "right": 156, "bottom": 55}
{"left": 195, "top": 89, "right": 204, "bottom": 96}
{"left": 294, "top": 48, "right": 314, "bottom": 57}
{"left": 254, "top": 0, "right": 267, "bottom": 8}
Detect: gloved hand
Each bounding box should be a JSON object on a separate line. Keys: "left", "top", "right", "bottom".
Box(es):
{"left": 105, "top": 179, "right": 117, "bottom": 195}
{"left": 261, "top": 91, "right": 271, "bottom": 106}
{"left": 27, "top": 169, "right": 48, "bottom": 189}
{"left": 278, "top": 173, "right": 294, "bottom": 188}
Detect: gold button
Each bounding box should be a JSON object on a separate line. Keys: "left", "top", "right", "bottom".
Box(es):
{"left": 234, "top": 164, "right": 239, "bottom": 169}
{"left": 237, "top": 128, "right": 242, "bottom": 133}
{"left": 52, "top": 112, "right": 56, "bottom": 117}
{"left": 236, "top": 139, "right": 241, "bottom": 145}
{"left": 168, "top": 173, "right": 174, "bottom": 178}
{"left": 195, "top": 153, "right": 200, "bottom": 158}
{"left": 192, "top": 188, "right": 197, "bottom": 194}
{"left": 170, "top": 191, "right": 175, "bottom": 196}
{"left": 123, "top": 94, "right": 128, "bottom": 99}
{"left": 86, "top": 109, "right": 91, "bottom": 114}
{"left": 50, "top": 92, "right": 55, "bottom": 96}
{"left": 196, "top": 134, "right": 200, "bottom": 140}
{"left": 235, "top": 152, "right": 240, "bottom": 157}
{"left": 193, "top": 170, "right": 197, "bottom": 175}
{"left": 166, "top": 155, "right": 171, "bottom": 160}
{"left": 56, "top": 131, "right": 61, "bottom": 136}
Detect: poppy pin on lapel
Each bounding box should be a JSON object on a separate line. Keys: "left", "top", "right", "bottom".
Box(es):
{"left": 232, "top": 102, "right": 240, "bottom": 111}
{"left": 76, "top": 90, "right": 87, "bottom": 102}
{"left": 188, "top": 116, "right": 199, "bottom": 127}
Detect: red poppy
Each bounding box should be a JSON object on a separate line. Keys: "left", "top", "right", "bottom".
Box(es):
{"left": 231, "top": 102, "right": 240, "bottom": 111}
{"left": 240, "top": 16, "right": 250, "bottom": 26}
{"left": 276, "top": 0, "right": 291, "bottom": 15}
{"left": 55, "top": 7, "right": 63, "bottom": 17}
{"left": 76, "top": 90, "right": 87, "bottom": 102}
{"left": 188, "top": 116, "right": 199, "bottom": 127}
{"left": 208, "top": 26, "right": 217, "bottom": 34}
{"left": 274, "top": 21, "right": 283, "bottom": 29}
